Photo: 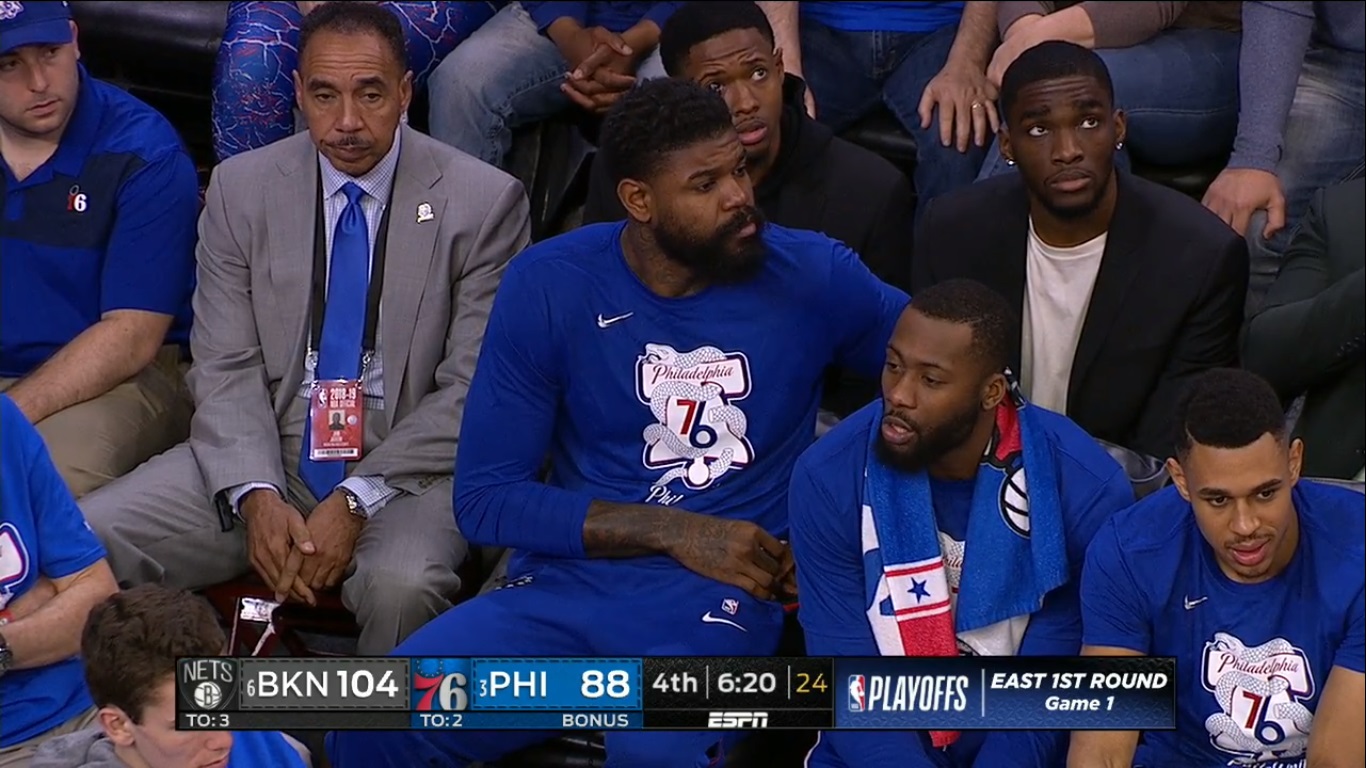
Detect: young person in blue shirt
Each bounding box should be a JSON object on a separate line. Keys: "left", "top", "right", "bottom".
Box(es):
{"left": 1071, "top": 368, "right": 1365, "bottom": 768}
{"left": 790, "top": 279, "right": 1135, "bottom": 768}
{"left": 33, "top": 584, "right": 309, "bottom": 768}
{"left": 0, "top": 1, "right": 199, "bottom": 497}
{"left": 0, "top": 395, "right": 118, "bottom": 765}
{"left": 328, "top": 76, "right": 909, "bottom": 768}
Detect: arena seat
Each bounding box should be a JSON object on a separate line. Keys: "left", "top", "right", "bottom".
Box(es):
{"left": 1096, "top": 440, "right": 1170, "bottom": 499}
{"left": 838, "top": 105, "right": 1228, "bottom": 200}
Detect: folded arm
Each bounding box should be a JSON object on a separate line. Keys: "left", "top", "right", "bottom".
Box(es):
{"left": 3, "top": 560, "right": 117, "bottom": 670}
{"left": 1242, "top": 187, "right": 1366, "bottom": 399}
{"left": 6, "top": 150, "right": 198, "bottom": 423}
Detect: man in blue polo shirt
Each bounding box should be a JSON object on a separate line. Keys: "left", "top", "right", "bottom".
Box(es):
{"left": 0, "top": 0, "right": 199, "bottom": 498}
{"left": 0, "top": 395, "right": 119, "bottom": 767}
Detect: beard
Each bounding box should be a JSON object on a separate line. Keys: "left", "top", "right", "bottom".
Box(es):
{"left": 654, "top": 205, "right": 767, "bottom": 284}
{"left": 874, "top": 401, "right": 980, "bottom": 474}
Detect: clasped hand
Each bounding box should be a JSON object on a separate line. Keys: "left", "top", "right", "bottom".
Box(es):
{"left": 560, "top": 26, "right": 639, "bottom": 114}
{"left": 664, "top": 515, "right": 798, "bottom": 601}
{"left": 242, "top": 490, "right": 363, "bottom": 606}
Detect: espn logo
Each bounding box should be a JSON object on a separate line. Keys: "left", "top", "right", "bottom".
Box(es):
{"left": 706, "top": 711, "right": 770, "bottom": 728}
{"left": 848, "top": 675, "right": 866, "bottom": 712}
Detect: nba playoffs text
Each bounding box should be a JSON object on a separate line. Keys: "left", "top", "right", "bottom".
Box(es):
{"left": 175, "top": 656, "right": 1175, "bottom": 731}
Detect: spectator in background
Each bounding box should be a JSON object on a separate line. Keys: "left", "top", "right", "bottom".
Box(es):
{"left": 0, "top": 396, "right": 119, "bottom": 768}
{"left": 33, "top": 585, "right": 310, "bottom": 768}
{"left": 0, "top": 0, "right": 199, "bottom": 498}
{"left": 790, "top": 281, "right": 1134, "bottom": 768}
{"left": 757, "top": 1, "right": 998, "bottom": 207}
{"left": 1070, "top": 368, "right": 1364, "bottom": 768}
{"left": 583, "top": 0, "right": 915, "bottom": 419}
{"left": 328, "top": 78, "right": 908, "bottom": 768}
{"left": 212, "top": 1, "right": 500, "bottom": 162}
{"left": 976, "top": 1, "right": 1242, "bottom": 178}
{"left": 1202, "top": 1, "right": 1365, "bottom": 314}
{"left": 913, "top": 41, "right": 1247, "bottom": 460}
{"left": 78, "top": 3, "right": 529, "bottom": 656}
{"left": 426, "top": 1, "right": 679, "bottom": 168}
{"left": 1243, "top": 178, "right": 1365, "bottom": 482}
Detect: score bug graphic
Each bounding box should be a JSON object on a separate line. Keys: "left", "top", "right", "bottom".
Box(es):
{"left": 413, "top": 658, "right": 470, "bottom": 712}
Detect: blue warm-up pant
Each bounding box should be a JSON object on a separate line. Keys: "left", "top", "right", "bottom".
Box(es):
{"left": 326, "top": 559, "right": 785, "bottom": 768}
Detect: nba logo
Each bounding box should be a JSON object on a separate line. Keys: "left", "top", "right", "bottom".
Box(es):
{"left": 848, "top": 675, "right": 866, "bottom": 712}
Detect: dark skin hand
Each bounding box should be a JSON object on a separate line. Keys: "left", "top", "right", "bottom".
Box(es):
{"left": 583, "top": 501, "right": 797, "bottom": 600}
{"left": 552, "top": 20, "right": 659, "bottom": 114}
{"left": 241, "top": 489, "right": 316, "bottom": 604}
{"left": 280, "top": 492, "right": 364, "bottom": 606}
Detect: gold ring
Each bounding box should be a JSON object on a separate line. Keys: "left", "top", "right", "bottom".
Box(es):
{"left": 971, "top": 102, "right": 983, "bottom": 110}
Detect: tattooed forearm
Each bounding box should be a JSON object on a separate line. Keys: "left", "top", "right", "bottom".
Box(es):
{"left": 582, "top": 500, "right": 684, "bottom": 558}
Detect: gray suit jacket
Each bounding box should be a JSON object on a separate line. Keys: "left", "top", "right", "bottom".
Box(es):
{"left": 187, "top": 126, "right": 530, "bottom": 499}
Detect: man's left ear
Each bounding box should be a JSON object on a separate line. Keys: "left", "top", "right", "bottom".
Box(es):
{"left": 70, "top": 20, "right": 81, "bottom": 59}
{"left": 773, "top": 45, "right": 785, "bottom": 75}
{"left": 1287, "top": 437, "right": 1304, "bottom": 484}
{"left": 983, "top": 373, "right": 1008, "bottom": 411}
{"left": 1113, "top": 109, "right": 1127, "bottom": 149}
{"left": 401, "top": 70, "right": 414, "bottom": 112}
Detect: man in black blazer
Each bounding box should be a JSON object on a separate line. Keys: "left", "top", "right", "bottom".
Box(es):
{"left": 1243, "top": 178, "right": 1365, "bottom": 481}
{"left": 912, "top": 41, "right": 1247, "bottom": 459}
{"left": 583, "top": 2, "right": 914, "bottom": 418}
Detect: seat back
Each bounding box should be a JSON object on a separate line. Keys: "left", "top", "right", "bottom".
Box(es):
{"left": 1304, "top": 477, "right": 1366, "bottom": 495}
{"left": 1097, "top": 440, "right": 1170, "bottom": 500}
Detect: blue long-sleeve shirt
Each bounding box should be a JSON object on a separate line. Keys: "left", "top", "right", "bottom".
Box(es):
{"left": 521, "top": 2, "right": 681, "bottom": 35}
{"left": 453, "top": 222, "right": 908, "bottom": 575}
{"left": 1230, "top": 1, "right": 1366, "bottom": 172}
{"left": 789, "top": 401, "right": 1135, "bottom": 767}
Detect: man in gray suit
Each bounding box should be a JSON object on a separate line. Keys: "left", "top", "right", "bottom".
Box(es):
{"left": 79, "top": 3, "right": 530, "bottom": 655}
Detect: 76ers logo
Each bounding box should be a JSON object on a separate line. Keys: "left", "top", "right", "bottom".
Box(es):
{"left": 1202, "top": 632, "right": 1314, "bottom": 765}
{"left": 985, "top": 405, "right": 1030, "bottom": 537}
{"left": 0, "top": 523, "right": 33, "bottom": 611}
{"left": 637, "top": 343, "right": 753, "bottom": 497}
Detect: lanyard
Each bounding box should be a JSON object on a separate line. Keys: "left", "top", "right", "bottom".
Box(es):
{"left": 307, "top": 173, "right": 393, "bottom": 372}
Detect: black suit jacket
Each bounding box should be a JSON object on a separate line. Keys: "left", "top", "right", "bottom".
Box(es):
{"left": 1243, "top": 178, "right": 1365, "bottom": 479}
{"left": 912, "top": 171, "right": 1248, "bottom": 458}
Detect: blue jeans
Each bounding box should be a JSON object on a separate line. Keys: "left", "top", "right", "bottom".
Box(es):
{"left": 1246, "top": 45, "right": 1366, "bottom": 314}
{"left": 211, "top": 1, "right": 498, "bottom": 162}
{"left": 977, "top": 28, "right": 1241, "bottom": 179}
{"left": 797, "top": 21, "right": 986, "bottom": 206}
{"left": 426, "top": 1, "right": 666, "bottom": 168}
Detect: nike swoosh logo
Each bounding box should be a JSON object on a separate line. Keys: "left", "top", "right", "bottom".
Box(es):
{"left": 1184, "top": 596, "right": 1208, "bottom": 610}
{"left": 596, "top": 312, "right": 633, "bottom": 329}
{"left": 701, "top": 612, "right": 747, "bottom": 632}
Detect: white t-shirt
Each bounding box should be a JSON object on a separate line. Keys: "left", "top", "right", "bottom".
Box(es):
{"left": 1020, "top": 220, "right": 1107, "bottom": 413}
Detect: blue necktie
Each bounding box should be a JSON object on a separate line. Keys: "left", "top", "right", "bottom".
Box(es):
{"left": 300, "top": 182, "right": 369, "bottom": 500}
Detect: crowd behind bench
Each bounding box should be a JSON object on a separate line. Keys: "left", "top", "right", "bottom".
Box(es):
{"left": 0, "top": 2, "right": 1362, "bottom": 768}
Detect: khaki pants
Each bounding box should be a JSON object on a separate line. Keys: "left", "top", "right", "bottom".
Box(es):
{"left": 0, "top": 349, "right": 191, "bottom": 498}
{"left": 0, "top": 707, "right": 98, "bottom": 768}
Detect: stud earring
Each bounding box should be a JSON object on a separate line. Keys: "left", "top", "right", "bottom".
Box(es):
{"left": 1005, "top": 157, "right": 1016, "bottom": 166}
{"left": 1115, "top": 141, "right": 1124, "bottom": 150}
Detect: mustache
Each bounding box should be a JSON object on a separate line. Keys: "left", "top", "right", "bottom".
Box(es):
{"left": 882, "top": 410, "right": 919, "bottom": 433}
{"left": 722, "top": 207, "right": 761, "bottom": 236}
{"left": 330, "top": 136, "right": 371, "bottom": 149}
